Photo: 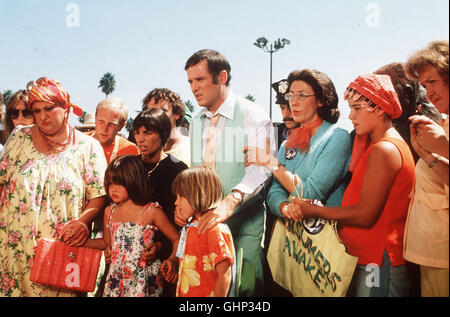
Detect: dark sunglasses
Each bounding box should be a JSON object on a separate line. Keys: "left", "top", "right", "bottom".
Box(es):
{"left": 11, "top": 109, "right": 33, "bottom": 119}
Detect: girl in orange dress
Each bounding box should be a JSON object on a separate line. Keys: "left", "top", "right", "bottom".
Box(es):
{"left": 171, "top": 166, "right": 235, "bottom": 297}
{"left": 289, "top": 74, "right": 415, "bottom": 297}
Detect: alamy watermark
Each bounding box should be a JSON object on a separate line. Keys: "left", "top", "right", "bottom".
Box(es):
{"left": 65, "top": 3, "right": 80, "bottom": 28}
{"left": 365, "top": 263, "right": 380, "bottom": 288}
{"left": 365, "top": 2, "right": 381, "bottom": 28}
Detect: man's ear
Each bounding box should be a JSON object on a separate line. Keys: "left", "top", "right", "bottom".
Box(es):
{"left": 218, "top": 70, "right": 228, "bottom": 85}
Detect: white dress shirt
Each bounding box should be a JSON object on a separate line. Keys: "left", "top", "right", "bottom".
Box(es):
{"left": 198, "top": 90, "right": 276, "bottom": 201}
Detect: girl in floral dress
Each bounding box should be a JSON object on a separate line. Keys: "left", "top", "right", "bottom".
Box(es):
{"left": 83, "top": 155, "right": 179, "bottom": 297}
{"left": 171, "top": 166, "right": 235, "bottom": 297}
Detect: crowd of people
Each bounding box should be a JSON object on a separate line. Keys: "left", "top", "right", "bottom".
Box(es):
{"left": 0, "top": 39, "right": 448, "bottom": 298}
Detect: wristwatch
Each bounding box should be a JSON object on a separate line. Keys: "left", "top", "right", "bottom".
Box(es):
{"left": 428, "top": 157, "right": 439, "bottom": 168}
{"left": 230, "top": 192, "right": 243, "bottom": 204}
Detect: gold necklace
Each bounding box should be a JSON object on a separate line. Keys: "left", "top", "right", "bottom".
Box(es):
{"left": 39, "top": 125, "right": 74, "bottom": 153}
{"left": 147, "top": 160, "right": 161, "bottom": 177}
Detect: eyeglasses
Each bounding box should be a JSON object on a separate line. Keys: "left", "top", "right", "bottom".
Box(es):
{"left": 11, "top": 109, "right": 33, "bottom": 119}
{"left": 284, "top": 92, "right": 315, "bottom": 101}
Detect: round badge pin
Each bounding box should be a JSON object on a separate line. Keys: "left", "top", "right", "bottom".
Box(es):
{"left": 285, "top": 148, "right": 297, "bottom": 160}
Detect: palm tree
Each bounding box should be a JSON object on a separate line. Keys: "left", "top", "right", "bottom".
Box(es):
{"left": 78, "top": 111, "right": 87, "bottom": 124}
{"left": 125, "top": 117, "right": 134, "bottom": 133}
{"left": 245, "top": 94, "right": 256, "bottom": 102}
{"left": 2, "top": 89, "right": 13, "bottom": 105}
{"left": 98, "top": 72, "right": 116, "bottom": 98}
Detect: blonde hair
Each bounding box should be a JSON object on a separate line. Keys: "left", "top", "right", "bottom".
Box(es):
{"left": 405, "top": 40, "right": 449, "bottom": 84}
{"left": 96, "top": 97, "right": 128, "bottom": 124}
{"left": 172, "top": 166, "right": 223, "bottom": 214}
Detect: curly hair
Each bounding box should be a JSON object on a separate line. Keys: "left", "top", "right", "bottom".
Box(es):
{"left": 405, "top": 40, "right": 449, "bottom": 84}
{"left": 141, "top": 88, "right": 185, "bottom": 127}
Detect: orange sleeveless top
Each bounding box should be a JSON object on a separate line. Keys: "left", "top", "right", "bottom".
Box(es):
{"left": 339, "top": 137, "right": 415, "bottom": 266}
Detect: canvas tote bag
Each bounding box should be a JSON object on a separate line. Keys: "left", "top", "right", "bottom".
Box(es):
{"left": 267, "top": 175, "right": 358, "bottom": 297}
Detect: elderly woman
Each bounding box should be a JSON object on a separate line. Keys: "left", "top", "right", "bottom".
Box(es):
{"left": 404, "top": 40, "right": 449, "bottom": 297}
{"left": 291, "top": 74, "right": 416, "bottom": 297}
{"left": 246, "top": 69, "right": 351, "bottom": 220}
{"left": 1, "top": 89, "right": 36, "bottom": 145}
{"left": 0, "top": 78, "right": 106, "bottom": 297}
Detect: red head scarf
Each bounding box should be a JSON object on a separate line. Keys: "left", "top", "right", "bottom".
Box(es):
{"left": 27, "top": 77, "right": 83, "bottom": 117}
{"left": 346, "top": 74, "right": 402, "bottom": 119}
{"left": 344, "top": 74, "right": 403, "bottom": 171}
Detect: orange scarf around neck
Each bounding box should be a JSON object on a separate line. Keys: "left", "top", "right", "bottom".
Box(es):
{"left": 286, "top": 118, "right": 323, "bottom": 153}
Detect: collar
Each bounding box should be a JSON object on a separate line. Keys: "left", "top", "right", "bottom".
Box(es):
{"left": 199, "top": 90, "right": 236, "bottom": 120}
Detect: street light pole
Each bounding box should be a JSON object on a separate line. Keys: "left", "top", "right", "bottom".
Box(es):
{"left": 254, "top": 37, "right": 291, "bottom": 120}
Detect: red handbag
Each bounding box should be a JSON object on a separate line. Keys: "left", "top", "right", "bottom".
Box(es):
{"left": 30, "top": 238, "right": 102, "bottom": 293}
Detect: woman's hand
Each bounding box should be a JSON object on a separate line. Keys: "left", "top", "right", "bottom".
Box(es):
{"left": 160, "top": 258, "right": 178, "bottom": 283}
{"left": 280, "top": 200, "right": 303, "bottom": 222}
{"left": 410, "top": 115, "right": 448, "bottom": 158}
{"left": 410, "top": 122, "right": 433, "bottom": 161}
{"left": 280, "top": 198, "right": 316, "bottom": 222}
{"left": 142, "top": 241, "right": 162, "bottom": 264}
{"left": 59, "top": 221, "right": 89, "bottom": 246}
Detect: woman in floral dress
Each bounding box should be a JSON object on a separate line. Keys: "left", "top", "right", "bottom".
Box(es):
{"left": 0, "top": 78, "right": 106, "bottom": 297}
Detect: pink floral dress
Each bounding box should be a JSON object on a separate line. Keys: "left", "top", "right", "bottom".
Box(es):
{"left": 0, "top": 126, "right": 106, "bottom": 297}
{"left": 104, "top": 203, "right": 164, "bottom": 297}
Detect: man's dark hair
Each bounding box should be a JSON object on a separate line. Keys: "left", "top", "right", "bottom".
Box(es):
{"left": 141, "top": 88, "right": 186, "bottom": 127}
{"left": 185, "top": 49, "right": 232, "bottom": 86}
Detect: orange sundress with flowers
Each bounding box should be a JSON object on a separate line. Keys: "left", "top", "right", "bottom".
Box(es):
{"left": 176, "top": 222, "right": 234, "bottom": 297}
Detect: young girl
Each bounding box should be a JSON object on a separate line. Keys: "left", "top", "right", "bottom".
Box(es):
{"left": 83, "top": 155, "right": 179, "bottom": 297}
{"left": 170, "top": 166, "right": 235, "bottom": 297}
{"left": 289, "top": 74, "right": 416, "bottom": 297}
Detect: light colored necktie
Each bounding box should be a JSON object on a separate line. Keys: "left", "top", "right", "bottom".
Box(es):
{"left": 204, "top": 114, "right": 220, "bottom": 169}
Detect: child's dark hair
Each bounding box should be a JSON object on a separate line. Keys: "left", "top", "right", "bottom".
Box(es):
{"left": 172, "top": 166, "right": 223, "bottom": 214}
{"left": 104, "top": 155, "right": 153, "bottom": 206}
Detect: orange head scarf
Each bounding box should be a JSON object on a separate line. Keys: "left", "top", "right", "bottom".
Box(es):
{"left": 27, "top": 77, "right": 83, "bottom": 117}
{"left": 344, "top": 74, "right": 402, "bottom": 171}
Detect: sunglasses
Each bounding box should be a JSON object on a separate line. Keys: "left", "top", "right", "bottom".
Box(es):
{"left": 11, "top": 109, "right": 33, "bottom": 119}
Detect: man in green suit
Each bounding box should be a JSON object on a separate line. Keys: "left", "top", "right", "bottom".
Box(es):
{"left": 181, "top": 49, "right": 275, "bottom": 296}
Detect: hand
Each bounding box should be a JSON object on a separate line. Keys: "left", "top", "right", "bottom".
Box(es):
{"left": 174, "top": 206, "right": 188, "bottom": 227}
{"left": 409, "top": 115, "right": 448, "bottom": 157}
{"left": 410, "top": 122, "right": 433, "bottom": 160}
{"left": 160, "top": 259, "right": 178, "bottom": 283}
{"left": 142, "top": 241, "right": 162, "bottom": 264}
{"left": 104, "top": 245, "right": 112, "bottom": 264}
{"left": 243, "top": 138, "right": 275, "bottom": 168}
{"left": 60, "top": 221, "right": 89, "bottom": 246}
{"left": 280, "top": 200, "right": 303, "bottom": 222}
{"left": 197, "top": 196, "right": 235, "bottom": 233}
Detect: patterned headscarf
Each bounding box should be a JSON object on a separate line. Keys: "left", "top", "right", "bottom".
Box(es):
{"left": 344, "top": 74, "right": 402, "bottom": 119}
{"left": 344, "top": 74, "right": 403, "bottom": 171}
{"left": 27, "top": 77, "right": 83, "bottom": 117}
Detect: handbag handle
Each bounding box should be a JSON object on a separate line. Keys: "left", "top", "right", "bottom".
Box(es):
{"left": 292, "top": 174, "right": 304, "bottom": 199}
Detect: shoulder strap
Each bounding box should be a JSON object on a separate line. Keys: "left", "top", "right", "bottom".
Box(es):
{"left": 107, "top": 203, "right": 119, "bottom": 226}
{"left": 139, "top": 202, "right": 156, "bottom": 225}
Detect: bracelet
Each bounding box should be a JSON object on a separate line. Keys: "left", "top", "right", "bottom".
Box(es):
{"left": 270, "top": 162, "right": 283, "bottom": 172}
{"left": 428, "top": 157, "right": 439, "bottom": 168}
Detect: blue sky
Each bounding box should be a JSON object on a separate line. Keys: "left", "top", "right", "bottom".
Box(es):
{"left": 1, "top": 0, "right": 449, "bottom": 132}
